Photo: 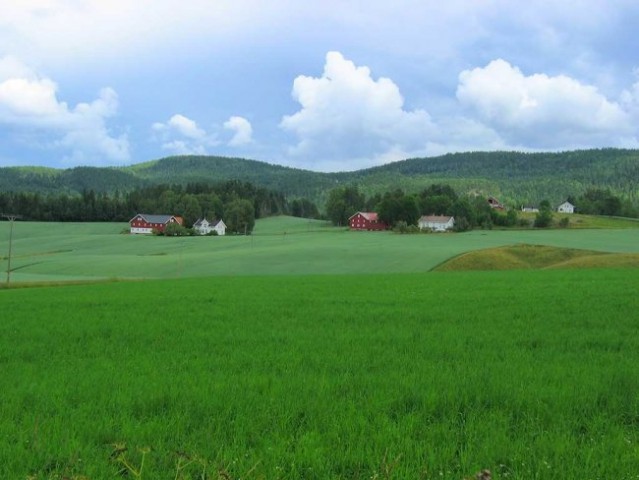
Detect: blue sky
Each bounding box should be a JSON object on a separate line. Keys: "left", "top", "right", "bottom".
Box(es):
{"left": 1, "top": 0, "right": 638, "bottom": 172}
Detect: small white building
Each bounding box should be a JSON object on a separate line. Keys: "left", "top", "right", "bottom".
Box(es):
{"left": 557, "top": 201, "right": 575, "bottom": 214}
{"left": 521, "top": 206, "right": 539, "bottom": 213}
{"left": 193, "top": 218, "right": 227, "bottom": 236}
{"left": 418, "top": 215, "right": 455, "bottom": 232}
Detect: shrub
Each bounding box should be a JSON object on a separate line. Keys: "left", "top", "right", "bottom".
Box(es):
{"left": 393, "top": 220, "right": 409, "bottom": 233}
{"left": 534, "top": 209, "right": 553, "bottom": 228}
{"left": 163, "top": 223, "right": 190, "bottom": 236}
{"left": 453, "top": 217, "right": 471, "bottom": 232}
{"left": 518, "top": 218, "right": 532, "bottom": 228}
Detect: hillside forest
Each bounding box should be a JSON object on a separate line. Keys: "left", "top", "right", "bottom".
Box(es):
{"left": 1, "top": 175, "right": 635, "bottom": 234}
{"left": 1, "top": 149, "right": 638, "bottom": 232}
{"left": 1, "top": 149, "right": 638, "bottom": 207}
{"left": 0, "top": 181, "right": 293, "bottom": 234}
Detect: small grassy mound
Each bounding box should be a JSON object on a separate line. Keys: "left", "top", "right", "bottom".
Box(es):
{"left": 434, "top": 244, "right": 639, "bottom": 271}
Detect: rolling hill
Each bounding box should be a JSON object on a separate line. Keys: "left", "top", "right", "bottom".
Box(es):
{"left": 1, "top": 149, "right": 638, "bottom": 205}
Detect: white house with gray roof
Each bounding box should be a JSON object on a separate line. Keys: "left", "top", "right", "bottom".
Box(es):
{"left": 193, "top": 218, "right": 227, "bottom": 236}
{"left": 557, "top": 201, "right": 575, "bottom": 214}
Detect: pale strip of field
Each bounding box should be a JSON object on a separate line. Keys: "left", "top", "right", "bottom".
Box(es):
{"left": 0, "top": 216, "right": 638, "bottom": 282}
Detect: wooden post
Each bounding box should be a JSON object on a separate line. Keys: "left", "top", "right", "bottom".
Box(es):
{"left": 2, "top": 214, "right": 22, "bottom": 285}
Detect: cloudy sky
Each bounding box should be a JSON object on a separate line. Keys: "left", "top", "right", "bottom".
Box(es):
{"left": 1, "top": 0, "right": 638, "bottom": 172}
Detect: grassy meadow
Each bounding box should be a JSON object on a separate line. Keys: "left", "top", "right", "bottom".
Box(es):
{"left": 1, "top": 269, "right": 639, "bottom": 479}
{"left": 1, "top": 215, "right": 639, "bottom": 283}
{"left": 1, "top": 216, "right": 639, "bottom": 478}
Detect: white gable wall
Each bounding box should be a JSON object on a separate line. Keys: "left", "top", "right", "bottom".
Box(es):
{"left": 194, "top": 219, "right": 226, "bottom": 235}
{"left": 418, "top": 217, "right": 455, "bottom": 232}
{"left": 557, "top": 202, "right": 575, "bottom": 213}
{"left": 212, "top": 220, "right": 226, "bottom": 236}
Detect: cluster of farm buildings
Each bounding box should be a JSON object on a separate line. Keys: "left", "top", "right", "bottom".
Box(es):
{"left": 128, "top": 200, "right": 576, "bottom": 235}
{"left": 348, "top": 212, "right": 456, "bottom": 232}
{"left": 349, "top": 199, "right": 576, "bottom": 232}
{"left": 129, "top": 214, "right": 226, "bottom": 235}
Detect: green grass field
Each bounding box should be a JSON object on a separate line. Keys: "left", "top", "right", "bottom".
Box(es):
{"left": 520, "top": 212, "right": 639, "bottom": 229}
{"left": 1, "top": 216, "right": 639, "bottom": 283}
{"left": 1, "top": 270, "right": 639, "bottom": 478}
{"left": 1, "top": 216, "right": 639, "bottom": 478}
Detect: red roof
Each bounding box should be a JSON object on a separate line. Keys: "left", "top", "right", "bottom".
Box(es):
{"left": 349, "top": 211, "right": 379, "bottom": 221}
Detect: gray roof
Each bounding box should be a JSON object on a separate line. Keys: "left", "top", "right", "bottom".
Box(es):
{"left": 131, "top": 214, "right": 175, "bottom": 224}
{"left": 419, "top": 215, "right": 454, "bottom": 223}
{"left": 194, "top": 218, "right": 223, "bottom": 227}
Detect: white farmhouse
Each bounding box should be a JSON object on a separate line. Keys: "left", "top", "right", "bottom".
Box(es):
{"left": 193, "top": 218, "right": 227, "bottom": 236}
{"left": 418, "top": 215, "right": 455, "bottom": 232}
{"left": 557, "top": 201, "right": 575, "bottom": 214}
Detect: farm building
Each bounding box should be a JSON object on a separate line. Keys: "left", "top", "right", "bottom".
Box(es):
{"left": 521, "top": 206, "right": 539, "bottom": 213}
{"left": 129, "top": 214, "right": 183, "bottom": 234}
{"left": 349, "top": 212, "right": 388, "bottom": 230}
{"left": 557, "top": 201, "right": 575, "bottom": 213}
{"left": 193, "top": 218, "right": 227, "bottom": 236}
{"left": 487, "top": 196, "right": 505, "bottom": 210}
{"left": 418, "top": 215, "right": 455, "bottom": 232}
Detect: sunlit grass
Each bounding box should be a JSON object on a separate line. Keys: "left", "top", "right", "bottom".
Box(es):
{"left": 1, "top": 269, "right": 639, "bottom": 478}
{"left": 435, "top": 244, "right": 639, "bottom": 271}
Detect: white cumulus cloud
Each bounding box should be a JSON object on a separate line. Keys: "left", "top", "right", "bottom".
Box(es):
{"left": 167, "top": 114, "right": 206, "bottom": 139}
{"left": 0, "top": 56, "right": 129, "bottom": 165}
{"left": 152, "top": 114, "right": 218, "bottom": 154}
{"left": 620, "top": 70, "right": 639, "bottom": 116}
{"left": 280, "top": 51, "right": 436, "bottom": 171}
{"left": 456, "top": 59, "right": 633, "bottom": 148}
{"left": 224, "top": 116, "right": 253, "bottom": 146}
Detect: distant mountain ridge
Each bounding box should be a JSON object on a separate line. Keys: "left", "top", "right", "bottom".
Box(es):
{"left": 1, "top": 149, "right": 638, "bottom": 205}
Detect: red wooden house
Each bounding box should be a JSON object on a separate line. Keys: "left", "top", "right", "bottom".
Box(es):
{"left": 348, "top": 212, "right": 388, "bottom": 231}
{"left": 129, "top": 214, "right": 183, "bottom": 234}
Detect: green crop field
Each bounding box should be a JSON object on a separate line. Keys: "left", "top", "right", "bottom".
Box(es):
{"left": 1, "top": 216, "right": 639, "bottom": 283}
{"left": 1, "top": 216, "right": 639, "bottom": 478}
{"left": 1, "top": 270, "right": 639, "bottom": 479}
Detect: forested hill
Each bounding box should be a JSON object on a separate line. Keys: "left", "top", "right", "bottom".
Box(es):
{"left": 0, "top": 157, "right": 337, "bottom": 199}
{"left": 1, "top": 149, "right": 638, "bottom": 205}
{"left": 348, "top": 149, "right": 639, "bottom": 204}
{"left": 127, "top": 156, "right": 337, "bottom": 198}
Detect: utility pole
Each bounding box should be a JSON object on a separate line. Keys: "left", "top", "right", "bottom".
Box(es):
{"left": 2, "top": 214, "right": 22, "bottom": 285}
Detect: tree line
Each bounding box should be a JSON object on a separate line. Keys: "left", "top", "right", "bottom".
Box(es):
{"left": 571, "top": 188, "right": 638, "bottom": 217}
{"left": 325, "top": 184, "right": 520, "bottom": 231}
{"left": 1, "top": 177, "right": 635, "bottom": 235}
{"left": 0, "top": 180, "right": 321, "bottom": 234}
{"left": 325, "top": 184, "right": 638, "bottom": 231}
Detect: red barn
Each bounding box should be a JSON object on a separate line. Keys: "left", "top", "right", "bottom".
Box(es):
{"left": 348, "top": 212, "right": 388, "bottom": 231}
{"left": 129, "top": 214, "right": 183, "bottom": 234}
